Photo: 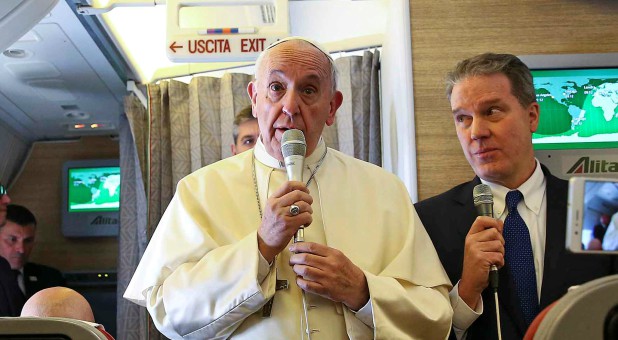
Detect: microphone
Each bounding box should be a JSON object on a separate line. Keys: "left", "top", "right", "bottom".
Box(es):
{"left": 473, "top": 184, "right": 499, "bottom": 290}
{"left": 473, "top": 183, "right": 502, "bottom": 340}
{"left": 281, "top": 129, "right": 306, "bottom": 243}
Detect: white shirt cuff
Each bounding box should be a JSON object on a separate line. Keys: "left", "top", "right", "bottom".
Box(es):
{"left": 449, "top": 281, "right": 483, "bottom": 339}
{"left": 257, "top": 251, "right": 273, "bottom": 284}
{"left": 351, "top": 298, "right": 374, "bottom": 328}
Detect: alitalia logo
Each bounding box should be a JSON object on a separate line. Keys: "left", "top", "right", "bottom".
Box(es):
{"left": 567, "top": 157, "right": 618, "bottom": 174}
{"left": 91, "top": 216, "right": 119, "bottom": 225}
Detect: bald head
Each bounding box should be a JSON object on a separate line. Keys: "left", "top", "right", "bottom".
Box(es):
{"left": 21, "top": 287, "right": 95, "bottom": 323}
{"left": 255, "top": 37, "right": 338, "bottom": 93}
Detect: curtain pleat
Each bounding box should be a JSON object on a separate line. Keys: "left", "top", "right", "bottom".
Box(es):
{"left": 117, "top": 51, "right": 381, "bottom": 339}
{"left": 332, "top": 51, "right": 381, "bottom": 164}
{"left": 146, "top": 83, "right": 163, "bottom": 237}
{"left": 167, "top": 80, "right": 190, "bottom": 189}
{"left": 368, "top": 50, "right": 382, "bottom": 165}
{"left": 190, "top": 76, "right": 221, "bottom": 169}
{"left": 117, "top": 98, "right": 150, "bottom": 340}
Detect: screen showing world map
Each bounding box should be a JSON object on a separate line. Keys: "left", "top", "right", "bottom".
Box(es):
{"left": 531, "top": 67, "right": 618, "bottom": 150}
{"left": 68, "top": 166, "right": 120, "bottom": 212}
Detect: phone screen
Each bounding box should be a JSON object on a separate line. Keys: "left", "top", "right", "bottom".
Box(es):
{"left": 580, "top": 179, "right": 618, "bottom": 252}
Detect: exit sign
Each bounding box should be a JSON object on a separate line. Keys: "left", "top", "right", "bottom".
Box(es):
{"left": 166, "top": 35, "right": 284, "bottom": 62}
{"left": 166, "top": 0, "right": 289, "bottom": 62}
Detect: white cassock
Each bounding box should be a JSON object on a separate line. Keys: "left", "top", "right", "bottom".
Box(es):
{"left": 124, "top": 138, "right": 453, "bottom": 339}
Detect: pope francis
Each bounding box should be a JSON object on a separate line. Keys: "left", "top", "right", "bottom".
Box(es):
{"left": 124, "top": 37, "right": 453, "bottom": 339}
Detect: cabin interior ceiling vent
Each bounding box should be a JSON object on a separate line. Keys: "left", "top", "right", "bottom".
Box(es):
{"left": 0, "top": 0, "right": 125, "bottom": 142}
{"left": 0, "top": 0, "right": 386, "bottom": 142}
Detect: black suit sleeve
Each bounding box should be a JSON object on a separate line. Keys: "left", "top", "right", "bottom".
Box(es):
{"left": 0, "top": 257, "right": 25, "bottom": 316}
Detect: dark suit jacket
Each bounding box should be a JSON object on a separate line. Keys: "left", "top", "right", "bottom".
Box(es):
{"left": 414, "top": 166, "right": 618, "bottom": 340}
{"left": 0, "top": 257, "right": 25, "bottom": 316}
{"left": 22, "top": 262, "right": 66, "bottom": 299}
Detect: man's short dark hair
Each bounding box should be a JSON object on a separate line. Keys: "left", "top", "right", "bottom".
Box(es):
{"left": 6, "top": 204, "right": 37, "bottom": 227}
{"left": 232, "top": 105, "right": 256, "bottom": 144}
{"left": 445, "top": 53, "right": 536, "bottom": 108}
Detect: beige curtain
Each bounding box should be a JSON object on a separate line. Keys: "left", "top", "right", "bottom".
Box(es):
{"left": 117, "top": 51, "right": 380, "bottom": 339}
{"left": 325, "top": 49, "right": 381, "bottom": 164}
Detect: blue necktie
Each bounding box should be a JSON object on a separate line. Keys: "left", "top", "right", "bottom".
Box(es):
{"left": 504, "top": 190, "right": 539, "bottom": 327}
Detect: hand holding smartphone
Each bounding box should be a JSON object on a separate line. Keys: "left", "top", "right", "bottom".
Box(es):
{"left": 567, "top": 177, "right": 618, "bottom": 254}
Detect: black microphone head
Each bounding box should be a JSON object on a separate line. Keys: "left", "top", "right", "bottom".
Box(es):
{"left": 473, "top": 184, "right": 494, "bottom": 217}
{"left": 281, "top": 129, "right": 306, "bottom": 158}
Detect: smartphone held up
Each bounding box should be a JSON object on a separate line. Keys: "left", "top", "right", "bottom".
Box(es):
{"left": 567, "top": 177, "right": 618, "bottom": 254}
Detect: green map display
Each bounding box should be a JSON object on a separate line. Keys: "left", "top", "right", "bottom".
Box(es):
{"left": 532, "top": 68, "right": 618, "bottom": 150}
{"left": 68, "top": 166, "right": 120, "bottom": 212}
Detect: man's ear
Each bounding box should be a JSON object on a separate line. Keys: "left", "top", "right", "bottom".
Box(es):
{"left": 528, "top": 102, "right": 540, "bottom": 133}
{"left": 326, "top": 91, "right": 343, "bottom": 126}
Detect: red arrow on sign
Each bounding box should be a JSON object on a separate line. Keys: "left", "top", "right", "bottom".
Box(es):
{"left": 169, "top": 41, "right": 183, "bottom": 53}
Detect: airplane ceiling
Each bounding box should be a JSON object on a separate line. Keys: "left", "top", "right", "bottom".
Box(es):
{"left": 0, "top": 0, "right": 387, "bottom": 143}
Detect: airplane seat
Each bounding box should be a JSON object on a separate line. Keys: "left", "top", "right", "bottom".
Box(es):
{"left": 522, "top": 301, "right": 558, "bottom": 340}
{"left": 528, "top": 274, "right": 618, "bottom": 339}
{"left": 0, "top": 316, "right": 111, "bottom": 340}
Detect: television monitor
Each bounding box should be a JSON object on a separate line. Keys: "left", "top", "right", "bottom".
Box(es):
{"left": 531, "top": 67, "right": 618, "bottom": 150}
{"left": 519, "top": 53, "right": 618, "bottom": 179}
{"left": 61, "top": 159, "right": 120, "bottom": 237}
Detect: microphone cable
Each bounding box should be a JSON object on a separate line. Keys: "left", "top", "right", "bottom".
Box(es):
{"left": 490, "top": 265, "right": 502, "bottom": 340}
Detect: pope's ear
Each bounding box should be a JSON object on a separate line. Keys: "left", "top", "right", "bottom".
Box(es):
{"left": 247, "top": 81, "right": 258, "bottom": 106}
{"left": 326, "top": 91, "right": 343, "bottom": 126}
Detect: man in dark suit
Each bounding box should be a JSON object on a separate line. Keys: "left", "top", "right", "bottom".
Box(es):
{"left": 0, "top": 256, "right": 24, "bottom": 316}
{"left": 0, "top": 204, "right": 65, "bottom": 307}
{"left": 0, "top": 182, "right": 25, "bottom": 316}
{"left": 415, "top": 53, "right": 617, "bottom": 340}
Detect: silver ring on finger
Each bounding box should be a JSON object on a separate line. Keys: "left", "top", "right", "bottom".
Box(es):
{"left": 290, "top": 204, "right": 300, "bottom": 216}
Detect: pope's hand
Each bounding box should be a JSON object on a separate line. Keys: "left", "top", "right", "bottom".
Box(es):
{"left": 288, "top": 242, "right": 369, "bottom": 311}
{"left": 257, "top": 181, "right": 313, "bottom": 263}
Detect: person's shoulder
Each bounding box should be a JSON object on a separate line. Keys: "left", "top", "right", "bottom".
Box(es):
{"left": 540, "top": 163, "right": 568, "bottom": 186}
{"left": 0, "top": 257, "right": 13, "bottom": 281}
{"left": 0, "top": 256, "right": 10, "bottom": 272}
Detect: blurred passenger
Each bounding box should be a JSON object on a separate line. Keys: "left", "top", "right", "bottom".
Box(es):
{"left": 21, "top": 287, "right": 95, "bottom": 322}
{"left": 0, "top": 181, "right": 10, "bottom": 226}
{"left": 588, "top": 214, "right": 610, "bottom": 250}
{"left": 603, "top": 210, "right": 618, "bottom": 251}
{"left": 0, "top": 182, "right": 24, "bottom": 317}
{"left": 21, "top": 287, "right": 114, "bottom": 339}
{"left": 231, "top": 105, "right": 259, "bottom": 155}
{"left": 0, "top": 204, "right": 65, "bottom": 304}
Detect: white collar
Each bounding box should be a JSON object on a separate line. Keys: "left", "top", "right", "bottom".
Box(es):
{"left": 481, "top": 159, "right": 546, "bottom": 217}
{"left": 254, "top": 136, "right": 327, "bottom": 169}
